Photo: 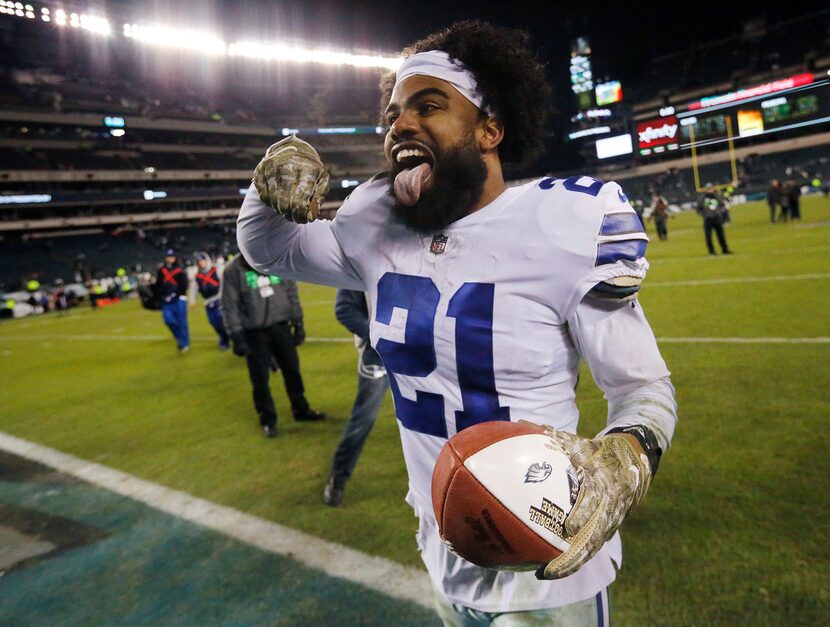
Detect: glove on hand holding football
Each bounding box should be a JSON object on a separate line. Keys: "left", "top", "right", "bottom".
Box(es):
{"left": 536, "top": 426, "right": 656, "bottom": 580}
{"left": 253, "top": 135, "right": 330, "bottom": 224}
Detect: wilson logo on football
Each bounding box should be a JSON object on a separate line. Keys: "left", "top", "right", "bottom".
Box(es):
{"left": 524, "top": 461, "right": 552, "bottom": 483}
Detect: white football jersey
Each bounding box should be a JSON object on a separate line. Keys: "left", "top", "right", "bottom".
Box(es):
{"left": 238, "top": 174, "right": 672, "bottom": 612}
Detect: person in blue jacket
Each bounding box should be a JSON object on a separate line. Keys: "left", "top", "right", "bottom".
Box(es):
{"left": 323, "top": 289, "right": 389, "bottom": 506}
{"left": 156, "top": 248, "right": 190, "bottom": 352}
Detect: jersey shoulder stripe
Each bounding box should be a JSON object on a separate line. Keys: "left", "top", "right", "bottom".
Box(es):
{"left": 594, "top": 185, "right": 648, "bottom": 267}
{"left": 598, "top": 212, "right": 646, "bottom": 237}
{"left": 596, "top": 238, "right": 648, "bottom": 266}
{"left": 591, "top": 181, "right": 649, "bottom": 302}
{"left": 523, "top": 176, "right": 650, "bottom": 312}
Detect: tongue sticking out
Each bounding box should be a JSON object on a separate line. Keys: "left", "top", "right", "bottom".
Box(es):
{"left": 393, "top": 162, "right": 432, "bottom": 207}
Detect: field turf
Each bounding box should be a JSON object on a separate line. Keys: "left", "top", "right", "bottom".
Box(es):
{"left": 1, "top": 195, "right": 829, "bottom": 625}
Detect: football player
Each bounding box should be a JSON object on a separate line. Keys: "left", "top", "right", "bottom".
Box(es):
{"left": 238, "top": 20, "right": 677, "bottom": 626}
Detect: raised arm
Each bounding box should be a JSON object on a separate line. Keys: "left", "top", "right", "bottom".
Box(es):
{"left": 236, "top": 135, "right": 365, "bottom": 290}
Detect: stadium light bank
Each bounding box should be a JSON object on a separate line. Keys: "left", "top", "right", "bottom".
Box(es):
{"left": 1, "top": 6, "right": 401, "bottom": 68}
{"left": 228, "top": 42, "right": 401, "bottom": 70}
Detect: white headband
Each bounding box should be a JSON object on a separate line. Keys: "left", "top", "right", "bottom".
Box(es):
{"left": 394, "top": 50, "right": 493, "bottom": 115}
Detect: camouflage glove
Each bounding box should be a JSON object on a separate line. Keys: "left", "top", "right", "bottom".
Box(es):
{"left": 537, "top": 425, "right": 658, "bottom": 580}
{"left": 253, "top": 135, "right": 330, "bottom": 223}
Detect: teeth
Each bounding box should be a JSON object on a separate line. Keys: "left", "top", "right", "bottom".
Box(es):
{"left": 396, "top": 148, "right": 427, "bottom": 163}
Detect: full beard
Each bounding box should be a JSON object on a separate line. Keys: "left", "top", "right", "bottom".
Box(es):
{"left": 387, "top": 135, "right": 488, "bottom": 236}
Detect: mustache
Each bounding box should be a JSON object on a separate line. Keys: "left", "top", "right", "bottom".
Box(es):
{"left": 386, "top": 135, "right": 487, "bottom": 235}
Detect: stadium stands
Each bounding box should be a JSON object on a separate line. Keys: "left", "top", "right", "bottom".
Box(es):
{"left": 1, "top": 5, "right": 828, "bottom": 292}
{"left": 0, "top": 224, "right": 237, "bottom": 291}
{"left": 629, "top": 10, "right": 830, "bottom": 107}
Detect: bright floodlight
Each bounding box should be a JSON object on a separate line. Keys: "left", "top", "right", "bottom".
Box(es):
{"left": 228, "top": 41, "right": 401, "bottom": 70}
{"left": 79, "top": 14, "right": 112, "bottom": 36}
{"left": 124, "top": 23, "right": 227, "bottom": 55}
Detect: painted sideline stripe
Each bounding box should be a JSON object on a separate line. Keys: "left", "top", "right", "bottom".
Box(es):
{"left": 649, "top": 272, "right": 830, "bottom": 287}
{"left": 0, "top": 431, "right": 433, "bottom": 608}
{"left": 657, "top": 337, "right": 830, "bottom": 344}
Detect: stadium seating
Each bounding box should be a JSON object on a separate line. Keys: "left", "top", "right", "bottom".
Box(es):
{"left": 629, "top": 12, "right": 830, "bottom": 105}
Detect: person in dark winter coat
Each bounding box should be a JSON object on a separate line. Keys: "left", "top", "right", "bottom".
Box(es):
{"left": 220, "top": 254, "right": 325, "bottom": 437}
{"left": 766, "top": 179, "right": 783, "bottom": 224}
{"left": 696, "top": 188, "right": 732, "bottom": 255}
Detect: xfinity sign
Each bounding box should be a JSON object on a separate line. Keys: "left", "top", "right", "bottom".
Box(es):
{"left": 639, "top": 123, "right": 678, "bottom": 143}
{"left": 636, "top": 116, "right": 679, "bottom": 148}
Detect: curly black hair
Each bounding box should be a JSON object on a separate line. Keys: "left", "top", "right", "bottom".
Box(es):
{"left": 379, "top": 20, "right": 551, "bottom": 165}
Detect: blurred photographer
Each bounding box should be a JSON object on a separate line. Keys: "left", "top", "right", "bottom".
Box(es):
{"left": 696, "top": 187, "right": 732, "bottom": 255}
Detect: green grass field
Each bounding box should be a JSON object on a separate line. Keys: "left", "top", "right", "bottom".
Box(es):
{"left": 2, "top": 195, "right": 829, "bottom": 625}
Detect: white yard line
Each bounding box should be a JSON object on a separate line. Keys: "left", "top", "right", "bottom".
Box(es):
{"left": 648, "top": 272, "right": 830, "bottom": 287}
{"left": 657, "top": 337, "right": 830, "bottom": 344}
{"left": 793, "top": 221, "right": 830, "bottom": 229}
{"left": 0, "top": 431, "right": 434, "bottom": 609}
{"left": 649, "top": 244, "right": 830, "bottom": 266}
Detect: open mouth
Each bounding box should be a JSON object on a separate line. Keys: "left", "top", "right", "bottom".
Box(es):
{"left": 390, "top": 141, "right": 436, "bottom": 207}
{"left": 391, "top": 141, "right": 436, "bottom": 175}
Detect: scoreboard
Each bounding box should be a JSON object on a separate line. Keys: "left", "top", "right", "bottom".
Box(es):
{"left": 760, "top": 92, "right": 821, "bottom": 128}
{"left": 635, "top": 73, "right": 830, "bottom": 158}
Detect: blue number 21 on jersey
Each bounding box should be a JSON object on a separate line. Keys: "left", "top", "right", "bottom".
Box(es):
{"left": 374, "top": 272, "right": 510, "bottom": 439}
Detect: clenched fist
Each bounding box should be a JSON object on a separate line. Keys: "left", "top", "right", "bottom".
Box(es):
{"left": 253, "top": 135, "right": 330, "bottom": 223}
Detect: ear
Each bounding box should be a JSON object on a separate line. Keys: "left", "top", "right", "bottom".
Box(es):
{"left": 478, "top": 116, "right": 504, "bottom": 152}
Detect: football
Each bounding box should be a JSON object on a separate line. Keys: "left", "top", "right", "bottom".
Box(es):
{"left": 431, "top": 420, "right": 581, "bottom": 571}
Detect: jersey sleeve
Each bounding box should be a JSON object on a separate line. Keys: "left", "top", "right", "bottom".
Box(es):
{"left": 236, "top": 182, "right": 365, "bottom": 290}
{"left": 567, "top": 297, "right": 677, "bottom": 449}
{"left": 560, "top": 181, "right": 650, "bottom": 318}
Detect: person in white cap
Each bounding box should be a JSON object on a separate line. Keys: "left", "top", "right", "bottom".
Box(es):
{"left": 190, "top": 252, "right": 230, "bottom": 350}
{"left": 238, "top": 20, "right": 677, "bottom": 626}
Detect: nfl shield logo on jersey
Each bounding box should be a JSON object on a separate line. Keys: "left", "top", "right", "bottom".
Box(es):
{"left": 430, "top": 234, "right": 448, "bottom": 254}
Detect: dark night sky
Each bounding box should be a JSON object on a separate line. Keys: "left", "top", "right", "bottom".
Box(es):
{"left": 122, "top": 0, "right": 829, "bottom": 86}
{"left": 105, "top": 0, "right": 828, "bottom": 170}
